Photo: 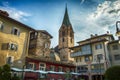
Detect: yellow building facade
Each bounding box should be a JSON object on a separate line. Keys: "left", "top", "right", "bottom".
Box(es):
{"left": 0, "top": 11, "right": 34, "bottom": 68}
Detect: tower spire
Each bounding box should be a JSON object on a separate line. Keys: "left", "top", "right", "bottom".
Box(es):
{"left": 62, "top": 4, "right": 71, "bottom": 26}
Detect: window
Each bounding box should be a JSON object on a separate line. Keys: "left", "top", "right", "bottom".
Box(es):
{"left": 39, "top": 63, "right": 46, "bottom": 71}
{"left": 58, "top": 67, "right": 62, "bottom": 72}
{"left": 112, "top": 45, "right": 118, "bottom": 50}
{"left": 30, "top": 32, "right": 37, "bottom": 40}
{"left": 0, "top": 21, "right": 4, "bottom": 31}
{"left": 81, "top": 45, "right": 91, "bottom": 55}
{"left": 50, "top": 65, "right": 55, "bottom": 71}
{"left": 11, "top": 28, "right": 20, "bottom": 36}
{"left": 9, "top": 43, "right": 18, "bottom": 51}
{"left": 1, "top": 43, "right": 18, "bottom": 51}
{"left": 6, "top": 56, "right": 14, "bottom": 65}
{"left": 26, "top": 63, "right": 34, "bottom": 70}
{"left": 95, "top": 44, "right": 102, "bottom": 50}
{"left": 97, "top": 54, "right": 103, "bottom": 61}
{"left": 85, "top": 56, "right": 90, "bottom": 62}
{"left": 62, "top": 38, "right": 64, "bottom": 42}
{"left": 78, "top": 66, "right": 88, "bottom": 73}
{"left": 114, "top": 55, "right": 120, "bottom": 60}
{"left": 45, "top": 43, "right": 49, "bottom": 48}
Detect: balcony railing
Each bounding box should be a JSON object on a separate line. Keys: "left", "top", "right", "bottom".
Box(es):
{"left": 91, "top": 69, "right": 105, "bottom": 73}
{"left": 71, "top": 50, "right": 92, "bottom": 57}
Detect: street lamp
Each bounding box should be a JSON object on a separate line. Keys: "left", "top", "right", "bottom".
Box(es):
{"left": 20, "top": 60, "right": 27, "bottom": 80}
{"left": 21, "top": 64, "right": 26, "bottom": 80}
{"left": 116, "top": 21, "right": 120, "bottom": 40}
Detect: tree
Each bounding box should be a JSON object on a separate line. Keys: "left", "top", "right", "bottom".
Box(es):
{"left": 0, "top": 64, "right": 21, "bottom": 80}
{"left": 105, "top": 65, "right": 120, "bottom": 80}
{"left": 1, "top": 64, "right": 11, "bottom": 80}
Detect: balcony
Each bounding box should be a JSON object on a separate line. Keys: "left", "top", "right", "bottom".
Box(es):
{"left": 91, "top": 69, "right": 105, "bottom": 73}
{"left": 71, "top": 50, "right": 92, "bottom": 57}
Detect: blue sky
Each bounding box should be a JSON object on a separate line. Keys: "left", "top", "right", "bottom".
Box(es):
{"left": 0, "top": 0, "right": 120, "bottom": 47}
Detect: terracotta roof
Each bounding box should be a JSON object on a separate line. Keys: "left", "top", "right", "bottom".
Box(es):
{"left": 26, "top": 56, "right": 75, "bottom": 67}
{"left": 108, "top": 40, "right": 119, "bottom": 44}
{"left": 37, "top": 30, "right": 53, "bottom": 38}
{"left": 77, "top": 34, "right": 114, "bottom": 44}
{"left": 0, "top": 12, "right": 35, "bottom": 31}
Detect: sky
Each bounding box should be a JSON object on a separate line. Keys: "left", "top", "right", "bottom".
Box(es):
{"left": 0, "top": 0, "right": 120, "bottom": 47}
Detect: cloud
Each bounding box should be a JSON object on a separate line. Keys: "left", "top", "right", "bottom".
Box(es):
{"left": 74, "top": 0, "right": 120, "bottom": 44}
{"left": 0, "top": 2, "right": 31, "bottom": 21}
{"left": 88, "top": 0, "right": 120, "bottom": 30}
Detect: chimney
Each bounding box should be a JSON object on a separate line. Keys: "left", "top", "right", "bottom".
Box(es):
{"left": 90, "top": 34, "right": 94, "bottom": 38}
{"left": 0, "top": 10, "right": 9, "bottom": 16}
{"left": 107, "top": 31, "right": 109, "bottom": 34}
{"left": 95, "top": 34, "right": 98, "bottom": 36}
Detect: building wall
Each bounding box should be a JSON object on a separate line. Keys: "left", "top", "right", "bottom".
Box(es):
{"left": 28, "top": 31, "right": 51, "bottom": 57}
{"left": 109, "top": 42, "right": 120, "bottom": 66}
{"left": 71, "top": 34, "right": 114, "bottom": 74}
{"left": 25, "top": 58, "right": 75, "bottom": 80}
{"left": 0, "top": 16, "right": 31, "bottom": 68}
{"left": 59, "top": 26, "right": 74, "bottom": 62}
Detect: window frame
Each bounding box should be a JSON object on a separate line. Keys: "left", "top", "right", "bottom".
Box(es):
{"left": 39, "top": 63, "right": 46, "bottom": 71}
{"left": 11, "top": 27, "right": 20, "bottom": 36}
{"left": 50, "top": 65, "right": 55, "bottom": 71}
{"left": 58, "top": 66, "right": 62, "bottom": 72}
{"left": 114, "top": 54, "right": 120, "bottom": 61}
{"left": 112, "top": 44, "right": 118, "bottom": 50}
{"left": 95, "top": 43, "right": 102, "bottom": 50}
{"left": 26, "top": 62, "right": 34, "bottom": 70}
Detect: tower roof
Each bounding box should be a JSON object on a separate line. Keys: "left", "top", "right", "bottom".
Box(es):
{"left": 62, "top": 5, "right": 71, "bottom": 26}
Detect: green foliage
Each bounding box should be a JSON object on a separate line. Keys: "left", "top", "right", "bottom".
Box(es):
{"left": 3, "top": 64, "right": 11, "bottom": 72}
{"left": 105, "top": 65, "right": 120, "bottom": 80}
{"left": 11, "top": 76, "right": 20, "bottom": 80}
{"left": 64, "top": 72, "right": 72, "bottom": 79}
{"left": 0, "top": 64, "right": 11, "bottom": 80}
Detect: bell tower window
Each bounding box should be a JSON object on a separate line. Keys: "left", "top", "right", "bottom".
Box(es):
{"left": 62, "top": 38, "right": 64, "bottom": 42}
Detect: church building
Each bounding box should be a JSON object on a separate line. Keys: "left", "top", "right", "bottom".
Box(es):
{"left": 58, "top": 5, "right": 74, "bottom": 62}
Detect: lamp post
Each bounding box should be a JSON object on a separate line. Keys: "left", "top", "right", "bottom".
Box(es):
{"left": 21, "top": 64, "right": 26, "bottom": 80}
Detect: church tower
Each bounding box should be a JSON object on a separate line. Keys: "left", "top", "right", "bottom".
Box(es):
{"left": 58, "top": 5, "right": 74, "bottom": 62}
